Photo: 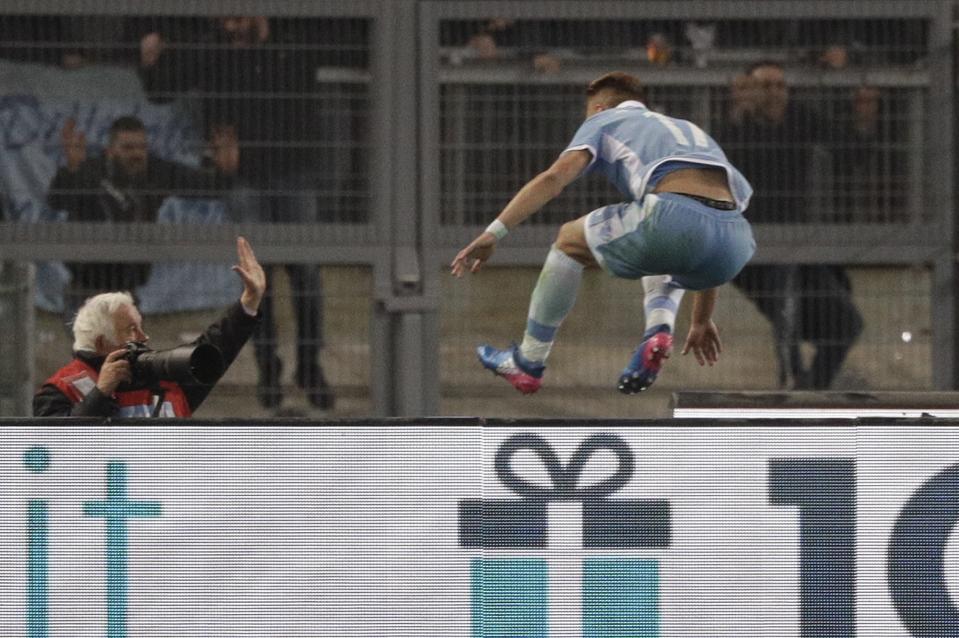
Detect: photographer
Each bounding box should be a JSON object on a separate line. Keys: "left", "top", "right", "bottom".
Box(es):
{"left": 33, "top": 237, "right": 265, "bottom": 417}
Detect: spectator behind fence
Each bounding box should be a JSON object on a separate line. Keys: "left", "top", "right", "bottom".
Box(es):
{"left": 0, "top": 15, "right": 126, "bottom": 67}
{"left": 831, "top": 85, "right": 905, "bottom": 223}
{"left": 138, "top": 16, "right": 340, "bottom": 411}
{"left": 48, "top": 115, "right": 238, "bottom": 324}
{"left": 33, "top": 236, "right": 265, "bottom": 417}
{"left": 718, "top": 61, "right": 864, "bottom": 389}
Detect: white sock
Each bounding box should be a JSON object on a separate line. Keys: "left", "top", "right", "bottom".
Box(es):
{"left": 519, "top": 246, "right": 584, "bottom": 364}
{"left": 642, "top": 275, "right": 685, "bottom": 336}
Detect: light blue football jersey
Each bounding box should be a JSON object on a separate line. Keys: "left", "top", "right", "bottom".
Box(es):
{"left": 563, "top": 100, "right": 753, "bottom": 210}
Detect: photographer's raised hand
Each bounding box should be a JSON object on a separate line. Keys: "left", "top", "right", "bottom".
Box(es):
{"left": 233, "top": 236, "right": 266, "bottom": 313}
{"left": 96, "top": 349, "right": 132, "bottom": 395}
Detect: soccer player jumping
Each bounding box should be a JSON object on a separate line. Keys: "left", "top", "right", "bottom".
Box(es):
{"left": 450, "top": 72, "right": 756, "bottom": 395}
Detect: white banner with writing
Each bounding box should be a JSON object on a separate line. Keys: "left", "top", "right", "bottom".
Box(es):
{"left": 0, "top": 423, "right": 957, "bottom": 637}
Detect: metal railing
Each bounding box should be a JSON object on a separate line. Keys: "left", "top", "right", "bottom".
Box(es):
{"left": 0, "top": 0, "right": 953, "bottom": 416}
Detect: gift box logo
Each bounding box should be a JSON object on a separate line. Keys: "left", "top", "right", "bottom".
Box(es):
{"left": 460, "top": 433, "right": 671, "bottom": 637}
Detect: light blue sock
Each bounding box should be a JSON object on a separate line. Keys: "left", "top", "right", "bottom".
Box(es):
{"left": 519, "top": 246, "right": 584, "bottom": 364}
{"left": 642, "top": 275, "right": 685, "bottom": 336}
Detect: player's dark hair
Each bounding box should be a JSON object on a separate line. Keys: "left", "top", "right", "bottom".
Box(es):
{"left": 108, "top": 116, "right": 146, "bottom": 142}
{"left": 586, "top": 71, "right": 646, "bottom": 107}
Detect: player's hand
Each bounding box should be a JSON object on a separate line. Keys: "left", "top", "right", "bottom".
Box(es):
{"left": 233, "top": 236, "right": 266, "bottom": 312}
{"left": 97, "top": 349, "right": 132, "bottom": 395}
{"left": 681, "top": 320, "right": 722, "bottom": 366}
{"left": 450, "top": 232, "right": 497, "bottom": 277}
{"left": 61, "top": 118, "right": 86, "bottom": 172}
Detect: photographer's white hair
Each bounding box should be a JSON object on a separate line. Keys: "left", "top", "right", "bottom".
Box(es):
{"left": 71, "top": 292, "right": 135, "bottom": 352}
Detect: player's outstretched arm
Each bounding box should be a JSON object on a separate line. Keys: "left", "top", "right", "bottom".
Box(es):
{"left": 450, "top": 149, "right": 590, "bottom": 277}
{"left": 682, "top": 287, "right": 722, "bottom": 366}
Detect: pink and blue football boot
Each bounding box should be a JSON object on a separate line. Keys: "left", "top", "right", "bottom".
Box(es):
{"left": 618, "top": 326, "right": 673, "bottom": 394}
{"left": 476, "top": 343, "right": 545, "bottom": 395}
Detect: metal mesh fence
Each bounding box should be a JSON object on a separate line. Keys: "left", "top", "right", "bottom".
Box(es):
{"left": 439, "top": 264, "right": 931, "bottom": 417}
{"left": 438, "top": 16, "right": 930, "bottom": 227}
{"left": 440, "top": 83, "right": 921, "bottom": 226}
{"left": 0, "top": 262, "right": 33, "bottom": 415}
{"left": 0, "top": 2, "right": 953, "bottom": 417}
{"left": 438, "top": 16, "right": 930, "bottom": 70}
{"left": 714, "top": 84, "right": 921, "bottom": 225}
{"left": 0, "top": 13, "right": 372, "bottom": 226}
{"left": 0, "top": 10, "right": 375, "bottom": 416}
{"left": 440, "top": 83, "right": 619, "bottom": 226}
{"left": 432, "top": 5, "right": 947, "bottom": 415}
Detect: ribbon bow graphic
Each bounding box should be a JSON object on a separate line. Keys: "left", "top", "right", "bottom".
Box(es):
{"left": 460, "top": 432, "right": 669, "bottom": 549}
{"left": 495, "top": 433, "right": 634, "bottom": 501}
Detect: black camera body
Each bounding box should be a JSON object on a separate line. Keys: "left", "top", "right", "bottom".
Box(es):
{"left": 122, "top": 341, "right": 224, "bottom": 389}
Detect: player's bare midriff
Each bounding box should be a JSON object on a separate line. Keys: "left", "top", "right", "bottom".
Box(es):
{"left": 652, "top": 166, "right": 734, "bottom": 203}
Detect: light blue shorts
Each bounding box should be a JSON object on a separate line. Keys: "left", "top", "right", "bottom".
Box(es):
{"left": 584, "top": 192, "right": 756, "bottom": 290}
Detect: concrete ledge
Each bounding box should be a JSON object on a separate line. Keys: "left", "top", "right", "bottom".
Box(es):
{"left": 671, "top": 391, "right": 959, "bottom": 419}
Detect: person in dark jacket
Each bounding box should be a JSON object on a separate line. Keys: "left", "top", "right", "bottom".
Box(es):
{"left": 33, "top": 236, "right": 265, "bottom": 417}
{"left": 48, "top": 114, "right": 238, "bottom": 317}
{"left": 719, "top": 61, "right": 864, "bottom": 389}
{"left": 137, "top": 16, "right": 352, "bottom": 411}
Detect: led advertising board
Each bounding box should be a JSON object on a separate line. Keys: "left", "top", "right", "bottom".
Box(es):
{"left": 1, "top": 421, "right": 956, "bottom": 637}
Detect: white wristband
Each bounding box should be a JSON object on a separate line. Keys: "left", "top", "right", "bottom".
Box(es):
{"left": 485, "top": 219, "right": 509, "bottom": 240}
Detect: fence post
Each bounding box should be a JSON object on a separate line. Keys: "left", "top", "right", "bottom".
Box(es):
{"left": 369, "top": 0, "right": 440, "bottom": 416}
{"left": 930, "top": 0, "right": 956, "bottom": 388}
{"left": 0, "top": 261, "right": 34, "bottom": 416}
